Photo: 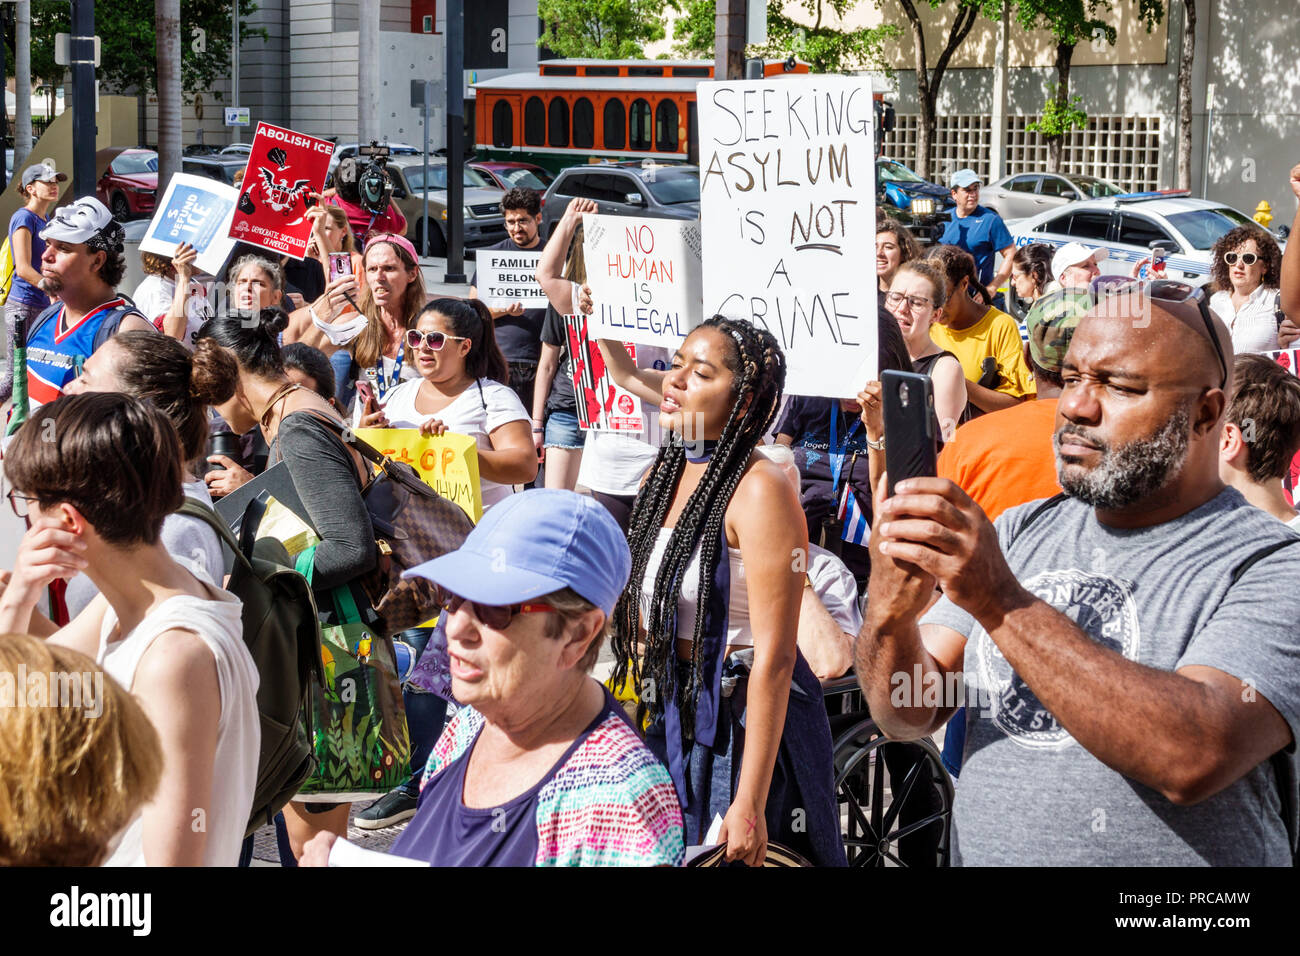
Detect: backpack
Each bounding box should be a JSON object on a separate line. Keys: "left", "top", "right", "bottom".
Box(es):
{"left": 26, "top": 294, "right": 146, "bottom": 353}
{"left": 0, "top": 235, "right": 15, "bottom": 306}
{"left": 177, "top": 497, "right": 326, "bottom": 838}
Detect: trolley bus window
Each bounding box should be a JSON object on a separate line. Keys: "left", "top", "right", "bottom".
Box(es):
{"left": 492, "top": 100, "right": 513, "bottom": 148}
{"left": 655, "top": 100, "right": 679, "bottom": 152}
{"left": 630, "top": 98, "right": 652, "bottom": 151}
{"left": 548, "top": 98, "right": 570, "bottom": 148}
{"left": 604, "top": 100, "right": 626, "bottom": 150}
{"left": 573, "top": 97, "right": 596, "bottom": 150}
{"left": 524, "top": 97, "right": 545, "bottom": 147}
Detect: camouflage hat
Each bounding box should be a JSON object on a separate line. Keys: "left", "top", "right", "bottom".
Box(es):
{"left": 1024, "top": 288, "right": 1093, "bottom": 373}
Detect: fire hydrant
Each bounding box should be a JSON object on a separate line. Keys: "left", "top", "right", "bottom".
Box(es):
{"left": 1254, "top": 200, "right": 1274, "bottom": 228}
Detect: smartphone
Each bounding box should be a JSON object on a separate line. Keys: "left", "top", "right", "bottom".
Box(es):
{"left": 329, "top": 252, "right": 352, "bottom": 281}
{"left": 882, "top": 369, "right": 938, "bottom": 497}
{"left": 355, "top": 380, "right": 376, "bottom": 411}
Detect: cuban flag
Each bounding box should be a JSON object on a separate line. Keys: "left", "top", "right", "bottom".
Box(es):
{"left": 838, "top": 483, "right": 871, "bottom": 547}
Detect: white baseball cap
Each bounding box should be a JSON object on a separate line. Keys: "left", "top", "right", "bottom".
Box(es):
{"left": 1052, "top": 241, "right": 1109, "bottom": 280}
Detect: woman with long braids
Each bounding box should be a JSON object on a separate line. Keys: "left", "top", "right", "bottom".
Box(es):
{"left": 609, "top": 317, "right": 846, "bottom": 867}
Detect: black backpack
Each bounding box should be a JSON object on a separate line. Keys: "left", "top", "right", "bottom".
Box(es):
{"left": 177, "top": 497, "right": 325, "bottom": 838}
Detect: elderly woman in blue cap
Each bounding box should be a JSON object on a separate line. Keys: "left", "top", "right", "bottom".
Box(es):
{"left": 300, "top": 489, "right": 685, "bottom": 867}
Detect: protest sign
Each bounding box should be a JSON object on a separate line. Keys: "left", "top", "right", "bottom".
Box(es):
{"left": 564, "top": 313, "right": 645, "bottom": 433}
{"left": 139, "top": 172, "right": 240, "bottom": 276}
{"left": 354, "top": 429, "right": 483, "bottom": 522}
{"left": 1266, "top": 349, "right": 1300, "bottom": 507}
{"left": 228, "top": 122, "right": 335, "bottom": 260}
{"left": 476, "top": 249, "right": 546, "bottom": 308}
{"left": 697, "top": 76, "right": 878, "bottom": 396}
{"left": 583, "top": 212, "right": 702, "bottom": 349}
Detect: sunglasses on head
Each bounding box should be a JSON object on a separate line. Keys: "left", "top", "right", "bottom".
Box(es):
{"left": 1091, "top": 276, "right": 1228, "bottom": 389}
{"left": 1223, "top": 251, "right": 1259, "bottom": 266}
{"left": 406, "top": 329, "right": 470, "bottom": 351}
{"left": 434, "top": 585, "right": 554, "bottom": 631}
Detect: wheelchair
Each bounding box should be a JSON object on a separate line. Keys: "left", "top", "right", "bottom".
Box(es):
{"left": 821, "top": 674, "right": 955, "bottom": 867}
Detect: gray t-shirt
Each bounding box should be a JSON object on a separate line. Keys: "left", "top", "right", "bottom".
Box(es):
{"left": 923, "top": 486, "right": 1300, "bottom": 866}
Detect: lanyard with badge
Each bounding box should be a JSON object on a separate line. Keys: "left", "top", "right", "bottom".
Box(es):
{"left": 828, "top": 405, "right": 862, "bottom": 496}
{"left": 368, "top": 350, "right": 403, "bottom": 402}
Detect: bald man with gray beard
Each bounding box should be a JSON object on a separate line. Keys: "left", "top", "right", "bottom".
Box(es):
{"left": 857, "top": 288, "right": 1300, "bottom": 865}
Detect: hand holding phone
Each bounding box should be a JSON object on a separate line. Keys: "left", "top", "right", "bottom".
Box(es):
{"left": 329, "top": 253, "right": 352, "bottom": 282}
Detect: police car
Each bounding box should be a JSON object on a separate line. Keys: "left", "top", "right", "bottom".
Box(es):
{"left": 1007, "top": 194, "right": 1279, "bottom": 287}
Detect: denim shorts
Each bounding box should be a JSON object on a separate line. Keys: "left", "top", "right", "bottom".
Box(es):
{"left": 544, "top": 409, "right": 584, "bottom": 449}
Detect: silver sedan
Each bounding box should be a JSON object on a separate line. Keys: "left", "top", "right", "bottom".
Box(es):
{"left": 982, "top": 172, "right": 1126, "bottom": 221}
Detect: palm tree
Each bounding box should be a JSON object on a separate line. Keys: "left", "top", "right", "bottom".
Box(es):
{"left": 155, "top": 0, "right": 182, "bottom": 193}
{"left": 1175, "top": 0, "right": 1195, "bottom": 191}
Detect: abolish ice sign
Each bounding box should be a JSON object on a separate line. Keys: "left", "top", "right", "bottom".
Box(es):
{"left": 697, "top": 76, "right": 878, "bottom": 397}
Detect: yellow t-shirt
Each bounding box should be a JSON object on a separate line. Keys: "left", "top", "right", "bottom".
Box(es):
{"left": 929, "top": 306, "right": 1036, "bottom": 399}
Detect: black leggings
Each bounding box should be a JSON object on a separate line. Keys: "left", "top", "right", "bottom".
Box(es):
{"left": 591, "top": 490, "right": 636, "bottom": 534}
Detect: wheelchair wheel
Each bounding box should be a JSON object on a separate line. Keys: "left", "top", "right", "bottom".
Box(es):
{"left": 833, "top": 717, "right": 954, "bottom": 867}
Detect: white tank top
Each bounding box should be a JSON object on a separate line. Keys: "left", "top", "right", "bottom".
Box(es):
{"left": 638, "top": 527, "right": 752, "bottom": 646}
{"left": 96, "top": 575, "right": 260, "bottom": 867}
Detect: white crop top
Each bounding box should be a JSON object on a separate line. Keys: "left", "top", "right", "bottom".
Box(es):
{"left": 638, "top": 527, "right": 752, "bottom": 646}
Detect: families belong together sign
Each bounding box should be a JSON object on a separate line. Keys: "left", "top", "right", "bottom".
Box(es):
{"left": 697, "top": 76, "right": 878, "bottom": 396}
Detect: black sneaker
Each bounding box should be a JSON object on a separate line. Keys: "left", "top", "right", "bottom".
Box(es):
{"left": 354, "top": 788, "right": 418, "bottom": 830}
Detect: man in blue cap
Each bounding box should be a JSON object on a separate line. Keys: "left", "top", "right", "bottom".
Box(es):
{"left": 941, "top": 168, "right": 1016, "bottom": 306}
{"left": 300, "top": 488, "right": 686, "bottom": 866}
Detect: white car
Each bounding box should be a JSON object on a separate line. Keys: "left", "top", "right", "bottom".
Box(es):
{"left": 1007, "top": 195, "right": 1275, "bottom": 286}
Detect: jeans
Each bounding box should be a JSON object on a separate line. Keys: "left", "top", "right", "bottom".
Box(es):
{"left": 331, "top": 349, "right": 357, "bottom": 411}
{"left": 395, "top": 626, "right": 448, "bottom": 796}
{"left": 941, "top": 706, "right": 966, "bottom": 779}
{"left": 1, "top": 299, "right": 44, "bottom": 405}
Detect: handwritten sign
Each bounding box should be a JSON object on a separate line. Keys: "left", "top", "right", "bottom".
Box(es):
{"left": 353, "top": 429, "right": 483, "bottom": 522}
{"left": 583, "top": 213, "right": 702, "bottom": 349}
{"left": 476, "top": 249, "right": 546, "bottom": 308}
{"left": 697, "top": 77, "right": 878, "bottom": 396}
{"left": 139, "top": 172, "right": 240, "bottom": 276}
{"left": 228, "top": 122, "right": 335, "bottom": 260}
{"left": 564, "top": 313, "right": 645, "bottom": 433}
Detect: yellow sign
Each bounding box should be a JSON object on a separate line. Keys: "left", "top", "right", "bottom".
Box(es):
{"left": 354, "top": 428, "right": 483, "bottom": 523}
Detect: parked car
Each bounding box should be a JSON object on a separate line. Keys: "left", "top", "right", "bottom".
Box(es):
{"left": 184, "top": 144, "right": 221, "bottom": 157}
{"left": 220, "top": 143, "right": 252, "bottom": 157}
{"left": 540, "top": 161, "right": 699, "bottom": 237}
{"left": 1008, "top": 195, "right": 1273, "bottom": 286}
{"left": 876, "top": 158, "right": 953, "bottom": 242}
{"left": 384, "top": 154, "right": 508, "bottom": 256}
{"left": 469, "top": 161, "right": 554, "bottom": 204}
{"left": 182, "top": 155, "right": 248, "bottom": 187}
{"left": 983, "top": 172, "right": 1127, "bottom": 220}
{"left": 96, "top": 148, "right": 158, "bottom": 220}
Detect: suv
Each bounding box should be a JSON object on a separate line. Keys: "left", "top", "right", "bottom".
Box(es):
{"left": 876, "top": 158, "right": 953, "bottom": 243}
{"left": 540, "top": 162, "right": 699, "bottom": 236}
{"left": 384, "top": 154, "right": 507, "bottom": 256}
{"left": 1009, "top": 196, "right": 1274, "bottom": 286}
{"left": 182, "top": 155, "right": 248, "bottom": 187}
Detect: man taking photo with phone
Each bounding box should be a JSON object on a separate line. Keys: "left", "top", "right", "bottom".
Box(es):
{"left": 857, "top": 287, "right": 1300, "bottom": 866}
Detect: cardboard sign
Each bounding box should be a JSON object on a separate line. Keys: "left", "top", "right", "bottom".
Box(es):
{"left": 564, "top": 313, "right": 645, "bottom": 433}
{"left": 354, "top": 429, "right": 483, "bottom": 522}
{"left": 583, "top": 213, "right": 702, "bottom": 349}
{"left": 139, "top": 173, "right": 240, "bottom": 277}
{"left": 476, "top": 249, "right": 546, "bottom": 308}
{"left": 228, "top": 122, "right": 335, "bottom": 260}
{"left": 697, "top": 77, "right": 879, "bottom": 397}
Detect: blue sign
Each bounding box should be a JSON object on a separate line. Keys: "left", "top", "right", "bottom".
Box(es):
{"left": 140, "top": 172, "right": 240, "bottom": 276}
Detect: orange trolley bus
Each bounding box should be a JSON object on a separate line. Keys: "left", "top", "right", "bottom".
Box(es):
{"left": 471, "top": 58, "right": 811, "bottom": 174}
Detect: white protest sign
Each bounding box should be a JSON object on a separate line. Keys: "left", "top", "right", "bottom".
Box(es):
{"left": 139, "top": 172, "right": 240, "bottom": 277}
{"left": 697, "top": 77, "right": 878, "bottom": 397}
{"left": 476, "top": 249, "right": 546, "bottom": 309}
{"left": 582, "top": 212, "right": 702, "bottom": 348}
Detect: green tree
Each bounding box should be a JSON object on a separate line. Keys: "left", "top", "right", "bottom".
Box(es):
{"left": 536, "top": 0, "right": 670, "bottom": 58}
{"left": 25, "top": 0, "right": 264, "bottom": 96}
{"left": 672, "top": 0, "right": 902, "bottom": 75}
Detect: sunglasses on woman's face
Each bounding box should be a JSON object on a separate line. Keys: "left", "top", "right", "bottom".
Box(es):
{"left": 406, "top": 329, "right": 470, "bottom": 351}
{"left": 434, "top": 585, "right": 554, "bottom": 631}
{"left": 1223, "top": 251, "right": 1259, "bottom": 266}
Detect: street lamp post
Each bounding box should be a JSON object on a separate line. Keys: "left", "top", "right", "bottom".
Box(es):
{"left": 70, "top": 0, "right": 96, "bottom": 199}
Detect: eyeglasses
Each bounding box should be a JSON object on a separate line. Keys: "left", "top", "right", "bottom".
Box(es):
{"left": 5, "top": 487, "right": 37, "bottom": 518}
{"left": 1223, "top": 251, "right": 1259, "bottom": 266}
{"left": 406, "top": 329, "right": 470, "bottom": 351}
{"left": 1092, "top": 277, "right": 1228, "bottom": 389}
{"left": 434, "top": 585, "right": 555, "bottom": 631}
{"left": 884, "top": 291, "right": 933, "bottom": 312}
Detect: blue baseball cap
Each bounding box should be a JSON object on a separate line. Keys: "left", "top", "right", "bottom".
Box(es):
{"left": 950, "top": 168, "right": 981, "bottom": 189}
{"left": 402, "top": 489, "right": 632, "bottom": 616}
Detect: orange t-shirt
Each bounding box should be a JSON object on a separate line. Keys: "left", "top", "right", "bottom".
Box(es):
{"left": 938, "top": 397, "right": 1062, "bottom": 521}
